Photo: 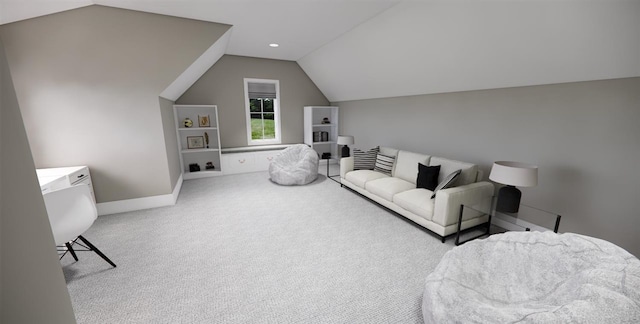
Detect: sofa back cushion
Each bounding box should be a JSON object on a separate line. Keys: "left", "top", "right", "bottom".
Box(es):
{"left": 394, "top": 150, "right": 431, "bottom": 184}
{"left": 429, "top": 156, "right": 478, "bottom": 187}
{"left": 379, "top": 146, "right": 399, "bottom": 157}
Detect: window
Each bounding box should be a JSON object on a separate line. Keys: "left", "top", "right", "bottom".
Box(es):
{"left": 244, "top": 78, "right": 281, "bottom": 146}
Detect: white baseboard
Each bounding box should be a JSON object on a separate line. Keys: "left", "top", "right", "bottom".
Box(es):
{"left": 97, "top": 174, "right": 183, "bottom": 216}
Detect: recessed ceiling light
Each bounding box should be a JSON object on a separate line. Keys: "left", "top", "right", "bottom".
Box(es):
{"left": 269, "top": 43, "right": 279, "bottom": 48}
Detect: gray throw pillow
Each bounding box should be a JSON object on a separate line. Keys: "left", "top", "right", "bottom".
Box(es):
{"left": 431, "top": 169, "right": 461, "bottom": 199}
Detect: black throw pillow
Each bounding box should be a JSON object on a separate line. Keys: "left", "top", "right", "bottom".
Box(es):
{"left": 416, "top": 163, "right": 440, "bottom": 191}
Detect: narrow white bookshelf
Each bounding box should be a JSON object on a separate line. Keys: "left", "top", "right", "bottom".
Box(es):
{"left": 303, "top": 106, "right": 339, "bottom": 163}
{"left": 174, "top": 105, "right": 223, "bottom": 180}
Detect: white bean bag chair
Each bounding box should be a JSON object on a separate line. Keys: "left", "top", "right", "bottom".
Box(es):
{"left": 423, "top": 231, "right": 640, "bottom": 324}
{"left": 269, "top": 144, "right": 319, "bottom": 185}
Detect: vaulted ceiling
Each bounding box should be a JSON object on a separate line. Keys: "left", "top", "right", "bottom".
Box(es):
{"left": 2, "top": 0, "right": 639, "bottom": 102}
{"left": 0, "top": 0, "right": 399, "bottom": 61}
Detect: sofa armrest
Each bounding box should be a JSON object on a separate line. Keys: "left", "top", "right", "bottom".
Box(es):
{"left": 340, "top": 157, "right": 354, "bottom": 178}
{"left": 432, "top": 181, "right": 495, "bottom": 227}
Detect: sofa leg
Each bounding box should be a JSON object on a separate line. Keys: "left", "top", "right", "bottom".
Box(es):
{"left": 441, "top": 236, "right": 446, "bottom": 243}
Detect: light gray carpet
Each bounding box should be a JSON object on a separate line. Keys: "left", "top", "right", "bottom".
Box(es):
{"left": 62, "top": 167, "right": 456, "bottom": 323}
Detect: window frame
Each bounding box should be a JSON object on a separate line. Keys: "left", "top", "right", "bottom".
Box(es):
{"left": 244, "top": 78, "right": 281, "bottom": 146}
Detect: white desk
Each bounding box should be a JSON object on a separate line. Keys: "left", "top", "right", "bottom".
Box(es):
{"left": 36, "top": 166, "right": 95, "bottom": 201}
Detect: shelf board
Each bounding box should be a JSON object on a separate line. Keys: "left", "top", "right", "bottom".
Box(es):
{"left": 313, "top": 141, "right": 336, "bottom": 145}
{"left": 178, "top": 127, "right": 217, "bottom": 131}
{"left": 183, "top": 170, "right": 222, "bottom": 180}
{"left": 181, "top": 148, "right": 220, "bottom": 153}
{"left": 312, "top": 124, "right": 336, "bottom": 127}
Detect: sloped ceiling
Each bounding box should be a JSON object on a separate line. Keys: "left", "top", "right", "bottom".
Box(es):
{"left": 1, "top": 0, "right": 639, "bottom": 102}
{"left": 0, "top": 0, "right": 399, "bottom": 61}
{"left": 299, "top": 0, "right": 640, "bottom": 102}
{"left": 0, "top": 0, "right": 93, "bottom": 24}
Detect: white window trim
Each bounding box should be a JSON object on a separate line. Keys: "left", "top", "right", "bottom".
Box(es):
{"left": 244, "top": 78, "right": 282, "bottom": 146}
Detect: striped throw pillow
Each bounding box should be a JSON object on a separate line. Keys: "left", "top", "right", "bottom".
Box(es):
{"left": 353, "top": 146, "right": 379, "bottom": 170}
{"left": 374, "top": 153, "right": 395, "bottom": 176}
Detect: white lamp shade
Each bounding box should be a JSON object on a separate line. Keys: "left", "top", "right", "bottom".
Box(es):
{"left": 489, "top": 161, "right": 538, "bottom": 187}
{"left": 337, "top": 135, "right": 354, "bottom": 145}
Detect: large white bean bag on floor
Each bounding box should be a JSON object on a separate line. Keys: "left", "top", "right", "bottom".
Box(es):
{"left": 423, "top": 231, "right": 640, "bottom": 324}
{"left": 269, "top": 144, "right": 319, "bottom": 185}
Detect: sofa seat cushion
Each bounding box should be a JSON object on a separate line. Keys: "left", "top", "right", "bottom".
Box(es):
{"left": 345, "top": 170, "right": 389, "bottom": 189}
{"left": 393, "top": 189, "right": 435, "bottom": 220}
{"left": 365, "top": 177, "right": 415, "bottom": 202}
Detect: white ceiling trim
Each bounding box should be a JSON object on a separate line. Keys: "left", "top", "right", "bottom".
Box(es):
{"left": 160, "top": 27, "right": 233, "bottom": 101}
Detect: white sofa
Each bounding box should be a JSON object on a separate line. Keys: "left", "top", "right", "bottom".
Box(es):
{"left": 340, "top": 147, "right": 494, "bottom": 242}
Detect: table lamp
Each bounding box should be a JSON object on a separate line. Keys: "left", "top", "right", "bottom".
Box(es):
{"left": 489, "top": 161, "right": 538, "bottom": 213}
{"left": 337, "top": 135, "right": 354, "bottom": 157}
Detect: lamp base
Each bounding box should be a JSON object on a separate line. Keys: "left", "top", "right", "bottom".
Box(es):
{"left": 341, "top": 145, "right": 350, "bottom": 158}
{"left": 496, "top": 185, "right": 521, "bottom": 213}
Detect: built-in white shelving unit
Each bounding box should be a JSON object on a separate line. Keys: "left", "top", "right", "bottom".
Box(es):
{"left": 304, "top": 106, "right": 339, "bottom": 163}
{"left": 174, "top": 105, "right": 222, "bottom": 180}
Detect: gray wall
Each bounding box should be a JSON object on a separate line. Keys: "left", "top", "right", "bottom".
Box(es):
{"left": 159, "top": 97, "right": 181, "bottom": 189}
{"left": 1, "top": 39, "right": 76, "bottom": 324}
{"left": 0, "top": 5, "right": 230, "bottom": 203}
{"left": 177, "top": 55, "right": 329, "bottom": 148}
{"left": 334, "top": 77, "right": 640, "bottom": 257}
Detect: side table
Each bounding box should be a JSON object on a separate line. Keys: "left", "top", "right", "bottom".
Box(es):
{"left": 322, "top": 157, "right": 341, "bottom": 183}
{"left": 455, "top": 197, "right": 561, "bottom": 246}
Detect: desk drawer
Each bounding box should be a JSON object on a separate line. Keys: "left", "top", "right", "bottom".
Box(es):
{"left": 69, "top": 167, "right": 90, "bottom": 185}
{"left": 74, "top": 177, "right": 95, "bottom": 202}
